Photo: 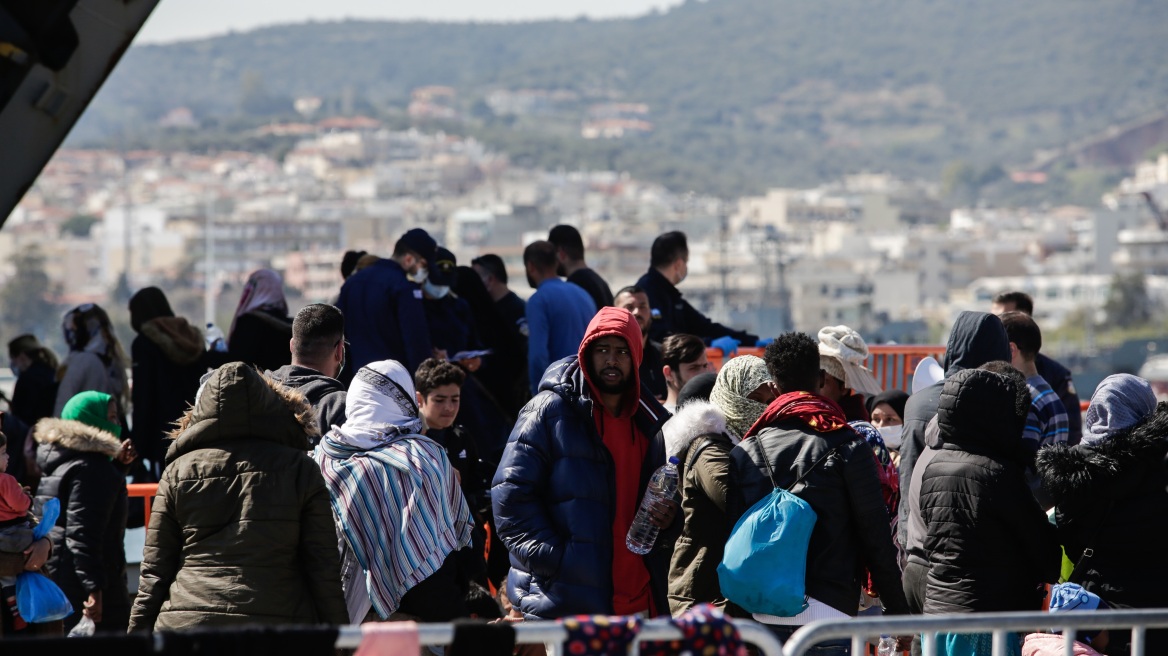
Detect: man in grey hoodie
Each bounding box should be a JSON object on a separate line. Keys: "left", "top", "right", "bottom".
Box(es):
{"left": 266, "top": 304, "right": 347, "bottom": 445}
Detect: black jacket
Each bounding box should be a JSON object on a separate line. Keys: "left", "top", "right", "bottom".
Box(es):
{"left": 131, "top": 317, "right": 208, "bottom": 465}
{"left": 640, "top": 340, "right": 667, "bottom": 400}
{"left": 1038, "top": 403, "right": 1168, "bottom": 610}
{"left": 731, "top": 407, "right": 909, "bottom": 617}
{"left": 228, "top": 309, "right": 293, "bottom": 373}
{"left": 266, "top": 364, "right": 347, "bottom": 444}
{"left": 1037, "top": 353, "right": 1082, "bottom": 445}
{"left": 919, "top": 369, "right": 1061, "bottom": 614}
{"left": 10, "top": 360, "right": 57, "bottom": 432}
{"left": 636, "top": 268, "right": 757, "bottom": 344}
{"left": 34, "top": 418, "right": 128, "bottom": 622}
{"left": 898, "top": 311, "right": 1009, "bottom": 546}
{"left": 568, "top": 267, "right": 614, "bottom": 310}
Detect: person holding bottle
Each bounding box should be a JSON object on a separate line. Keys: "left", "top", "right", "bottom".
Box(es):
{"left": 491, "top": 307, "right": 678, "bottom": 620}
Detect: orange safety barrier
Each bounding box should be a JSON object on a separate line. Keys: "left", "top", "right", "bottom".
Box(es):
{"left": 708, "top": 345, "right": 946, "bottom": 392}
{"left": 128, "top": 483, "right": 157, "bottom": 527}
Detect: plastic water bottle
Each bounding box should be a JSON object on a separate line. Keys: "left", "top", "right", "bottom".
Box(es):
{"left": 205, "top": 323, "right": 228, "bottom": 352}
{"left": 877, "top": 635, "right": 897, "bottom": 656}
{"left": 626, "top": 456, "right": 680, "bottom": 555}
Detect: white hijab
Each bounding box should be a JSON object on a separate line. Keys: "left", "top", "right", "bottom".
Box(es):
{"left": 331, "top": 360, "right": 424, "bottom": 450}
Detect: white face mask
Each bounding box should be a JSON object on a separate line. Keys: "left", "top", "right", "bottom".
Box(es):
{"left": 878, "top": 424, "right": 903, "bottom": 450}
{"left": 409, "top": 266, "right": 429, "bottom": 284}
{"left": 422, "top": 280, "right": 450, "bottom": 299}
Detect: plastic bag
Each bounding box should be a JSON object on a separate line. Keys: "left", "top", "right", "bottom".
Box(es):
{"left": 34, "top": 497, "right": 60, "bottom": 540}
{"left": 68, "top": 615, "right": 95, "bottom": 637}
{"left": 15, "top": 571, "right": 73, "bottom": 623}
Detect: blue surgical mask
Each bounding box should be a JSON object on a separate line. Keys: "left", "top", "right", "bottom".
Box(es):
{"left": 10, "top": 365, "right": 20, "bottom": 378}
{"left": 409, "top": 266, "right": 429, "bottom": 284}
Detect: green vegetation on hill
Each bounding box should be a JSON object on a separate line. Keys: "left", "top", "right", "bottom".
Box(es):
{"left": 76, "top": 0, "right": 1168, "bottom": 197}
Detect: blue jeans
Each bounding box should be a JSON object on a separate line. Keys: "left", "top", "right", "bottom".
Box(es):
{"left": 766, "top": 625, "right": 851, "bottom": 655}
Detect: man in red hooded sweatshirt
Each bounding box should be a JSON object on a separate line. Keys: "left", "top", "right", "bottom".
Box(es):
{"left": 491, "top": 306, "right": 678, "bottom": 619}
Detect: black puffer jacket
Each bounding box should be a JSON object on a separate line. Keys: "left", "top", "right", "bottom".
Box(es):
{"left": 920, "top": 369, "right": 1060, "bottom": 614}
{"left": 898, "top": 311, "right": 1009, "bottom": 547}
{"left": 731, "top": 404, "right": 909, "bottom": 617}
{"left": 34, "top": 418, "right": 129, "bottom": 631}
{"left": 132, "top": 317, "right": 207, "bottom": 465}
{"left": 1038, "top": 403, "right": 1168, "bottom": 609}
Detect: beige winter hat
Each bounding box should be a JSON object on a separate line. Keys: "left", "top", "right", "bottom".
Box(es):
{"left": 817, "top": 325, "right": 883, "bottom": 396}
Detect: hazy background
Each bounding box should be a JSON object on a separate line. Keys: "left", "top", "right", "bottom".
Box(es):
{"left": 138, "top": 0, "right": 683, "bottom": 43}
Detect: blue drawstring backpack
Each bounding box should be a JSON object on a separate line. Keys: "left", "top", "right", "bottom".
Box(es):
{"left": 16, "top": 497, "right": 74, "bottom": 623}
{"left": 718, "top": 437, "right": 846, "bottom": 616}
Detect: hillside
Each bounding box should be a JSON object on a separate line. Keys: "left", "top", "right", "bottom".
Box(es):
{"left": 75, "top": 0, "right": 1168, "bottom": 196}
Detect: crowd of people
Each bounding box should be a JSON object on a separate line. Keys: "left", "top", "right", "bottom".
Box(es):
{"left": 0, "top": 224, "right": 1163, "bottom": 656}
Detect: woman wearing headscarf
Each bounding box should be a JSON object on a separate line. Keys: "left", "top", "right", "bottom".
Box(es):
{"left": 817, "top": 325, "right": 883, "bottom": 422}
{"left": 314, "top": 360, "right": 474, "bottom": 624}
{"left": 53, "top": 304, "right": 129, "bottom": 421}
{"left": 226, "top": 269, "right": 293, "bottom": 372}
{"left": 1038, "top": 374, "right": 1168, "bottom": 655}
{"left": 34, "top": 391, "right": 136, "bottom": 633}
{"left": 129, "top": 363, "right": 347, "bottom": 631}
{"left": 128, "top": 287, "right": 207, "bottom": 472}
{"left": 663, "top": 355, "right": 774, "bottom": 616}
{"left": 866, "top": 389, "right": 910, "bottom": 466}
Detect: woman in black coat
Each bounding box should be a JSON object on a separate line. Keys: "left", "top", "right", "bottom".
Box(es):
{"left": 1038, "top": 374, "right": 1168, "bottom": 656}
{"left": 919, "top": 366, "right": 1061, "bottom": 614}
{"left": 226, "top": 269, "right": 293, "bottom": 372}
{"left": 34, "top": 391, "right": 135, "bottom": 634}
{"left": 128, "top": 288, "right": 207, "bottom": 472}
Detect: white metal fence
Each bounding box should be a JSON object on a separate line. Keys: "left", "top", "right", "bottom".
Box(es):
{"left": 781, "top": 608, "right": 1168, "bottom": 656}
{"left": 335, "top": 617, "right": 785, "bottom": 655}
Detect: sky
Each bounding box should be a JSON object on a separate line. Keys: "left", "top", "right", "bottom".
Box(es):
{"left": 137, "top": 0, "right": 683, "bottom": 44}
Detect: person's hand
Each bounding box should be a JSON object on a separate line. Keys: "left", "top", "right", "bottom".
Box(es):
{"left": 23, "top": 537, "right": 50, "bottom": 571}
{"left": 710, "top": 336, "right": 740, "bottom": 357}
{"left": 895, "top": 636, "right": 914, "bottom": 651}
{"left": 491, "top": 608, "right": 525, "bottom": 625}
{"left": 83, "top": 590, "right": 103, "bottom": 623}
{"left": 648, "top": 497, "right": 680, "bottom": 529}
{"left": 458, "top": 357, "right": 482, "bottom": 372}
{"left": 115, "top": 439, "right": 137, "bottom": 465}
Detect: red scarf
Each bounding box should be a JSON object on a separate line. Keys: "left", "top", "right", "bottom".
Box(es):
{"left": 743, "top": 391, "right": 850, "bottom": 439}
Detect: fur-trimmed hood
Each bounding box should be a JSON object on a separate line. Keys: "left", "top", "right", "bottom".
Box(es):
{"left": 141, "top": 316, "right": 204, "bottom": 366}
{"left": 33, "top": 417, "right": 123, "bottom": 473}
{"left": 33, "top": 417, "right": 122, "bottom": 456}
{"left": 664, "top": 400, "right": 729, "bottom": 458}
{"left": 1038, "top": 402, "right": 1168, "bottom": 505}
{"left": 167, "top": 362, "right": 319, "bottom": 464}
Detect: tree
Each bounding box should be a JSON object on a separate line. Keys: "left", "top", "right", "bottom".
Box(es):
{"left": 60, "top": 214, "right": 100, "bottom": 238}
{"left": 0, "top": 247, "right": 60, "bottom": 339}
{"left": 1103, "top": 271, "right": 1154, "bottom": 326}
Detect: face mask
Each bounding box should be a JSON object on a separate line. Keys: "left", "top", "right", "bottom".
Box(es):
{"left": 408, "top": 266, "right": 429, "bottom": 284}
{"left": 422, "top": 280, "right": 451, "bottom": 299}
{"left": 10, "top": 365, "right": 20, "bottom": 378}
{"left": 878, "top": 424, "right": 903, "bottom": 450}
{"left": 338, "top": 345, "right": 347, "bottom": 378}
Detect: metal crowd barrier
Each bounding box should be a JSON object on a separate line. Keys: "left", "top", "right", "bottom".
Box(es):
{"left": 781, "top": 608, "right": 1168, "bottom": 656}
{"left": 335, "top": 617, "right": 785, "bottom": 655}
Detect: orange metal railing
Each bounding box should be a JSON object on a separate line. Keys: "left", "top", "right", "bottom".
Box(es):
{"left": 128, "top": 483, "right": 157, "bottom": 527}
{"left": 707, "top": 344, "right": 946, "bottom": 392}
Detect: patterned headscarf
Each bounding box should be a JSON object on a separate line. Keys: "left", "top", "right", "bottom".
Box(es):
{"left": 1082, "top": 374, "right": 1158, "bottom": 446}
{"left": 709, "top": 355, "right": 771, "bottom": 439}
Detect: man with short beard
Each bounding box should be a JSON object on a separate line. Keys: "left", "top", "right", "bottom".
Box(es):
{"left": 614, "top": 285, "right": 666, "bottom": 400}
{"left": 492, "top": 306, "right": 678, "bottom": 619}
